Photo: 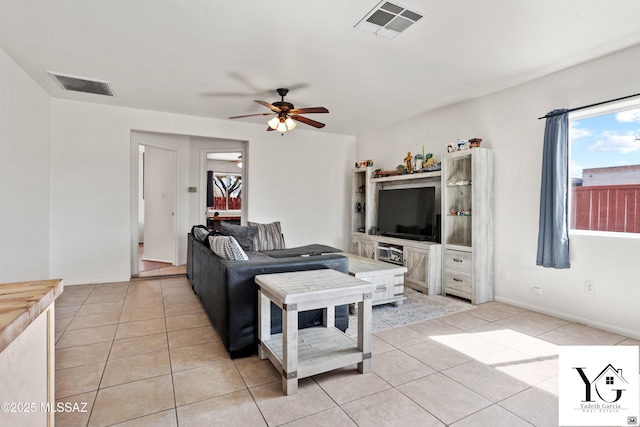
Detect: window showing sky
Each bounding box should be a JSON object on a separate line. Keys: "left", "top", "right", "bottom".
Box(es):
{"left": 570, "top": 108, "right": 640, "bottom": 178}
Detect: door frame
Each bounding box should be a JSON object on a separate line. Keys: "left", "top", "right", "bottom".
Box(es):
{"left": 199, "top": 147, "right": 247, "bottom": 226}
{"left": 130, "top": 135, "right": 179, "bottom": 276}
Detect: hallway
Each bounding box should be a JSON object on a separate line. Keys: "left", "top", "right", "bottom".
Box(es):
{"left": 134, "top": 243, "right": 186, "bottom": 278}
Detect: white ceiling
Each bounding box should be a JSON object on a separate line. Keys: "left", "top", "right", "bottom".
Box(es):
{"left": 2, "top": 1, "right": 640, "bottom": 136}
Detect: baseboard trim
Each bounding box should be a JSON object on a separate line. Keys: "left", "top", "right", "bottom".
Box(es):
{"left": 140, "top": 257, "right": 173, "bottom": 264}
{"left": 493, "top": 296, "right": 640, "bottom": 341}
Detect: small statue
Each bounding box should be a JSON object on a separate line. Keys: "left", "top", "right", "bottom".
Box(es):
{"left": 404, "top": 152, "right": 413, "bottom": 173}
{"left": 413, "top": 154, "right": 423, "bottom": 171}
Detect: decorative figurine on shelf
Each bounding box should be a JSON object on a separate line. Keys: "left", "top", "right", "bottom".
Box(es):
{"left": 396, "top": 164, "right": 407, "bottom": 175}
{"left": 355, "top": 159, "right": 374, "bottom": 168}
{"left": 404, "top": 152, "right": 413, "bottom": 173}
{"left": 413, "top": 154, "right": 423, "bottom": 172}
{"left": 424, "top": 154, "right": 436, "bottom": 169}
{"left": 469, "top": 138, "right": 482, "bottom": 148}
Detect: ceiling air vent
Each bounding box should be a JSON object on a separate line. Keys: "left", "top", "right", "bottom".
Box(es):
{"left": 47, "top": 72, "right": 115, "bottom": 96}
{"left": 355, "top": 1, "right": 423, "bottom": 39}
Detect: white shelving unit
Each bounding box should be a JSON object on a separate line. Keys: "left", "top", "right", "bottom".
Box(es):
{"left": 441, "top": 148, "right": 493, "bottom": 304}
{"left": 352, "top": 166, "right": 374, "bottom": 235}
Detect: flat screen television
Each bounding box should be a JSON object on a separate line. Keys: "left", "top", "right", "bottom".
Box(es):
{"left": 376, "top": 186, "right": 439, "bottom": 242}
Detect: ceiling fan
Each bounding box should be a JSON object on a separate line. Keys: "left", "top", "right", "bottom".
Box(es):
{"left": 228, "top": 88, "right": 329, "bottom": 133}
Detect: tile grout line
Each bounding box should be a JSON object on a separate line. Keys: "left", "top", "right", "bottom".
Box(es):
{"left": 161, "top": 276, "right": 182, "bottom": 427}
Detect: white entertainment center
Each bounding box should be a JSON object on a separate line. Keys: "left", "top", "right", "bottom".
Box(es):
{"left": 351, "top": 147, "right": 493, "bottom": 304}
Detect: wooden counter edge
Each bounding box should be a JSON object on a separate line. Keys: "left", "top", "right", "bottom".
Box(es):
{"left": 0, "top": 279, "right": 63, "bottom": 354}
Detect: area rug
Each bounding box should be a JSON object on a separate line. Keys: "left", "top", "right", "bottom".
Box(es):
{"left": 346, "top": 288, "right": 475, "bottom": 335}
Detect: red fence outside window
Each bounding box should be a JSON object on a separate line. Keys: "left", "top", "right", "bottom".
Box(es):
{"left": 213, "top": 196, "right": 241, "bottom": 210}
{"left": 571, "top": 184, "right": 640, "bottom": 233}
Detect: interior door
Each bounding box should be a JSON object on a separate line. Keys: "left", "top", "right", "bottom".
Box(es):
{"left": 143, "top": 145, "right": 176, "bottom": 263}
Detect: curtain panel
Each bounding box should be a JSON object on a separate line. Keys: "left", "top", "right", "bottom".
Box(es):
{"left": 536, "top": 109, "right": 570, "bottom": 269}
{"left": 207, "top": 170, "right": 214, "bottom": 208}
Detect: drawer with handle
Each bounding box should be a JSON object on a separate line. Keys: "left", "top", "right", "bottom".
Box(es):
{"left": 444, "top": 250, "right": 472, "bottom": 273}
{"left": 445, "top": 271, "right": 472, "bottom": 297}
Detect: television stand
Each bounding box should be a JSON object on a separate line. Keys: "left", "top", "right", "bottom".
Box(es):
{"left": 350, "top": 167, "right": 443, "bottom": 295}
{"left": 377, "top": 243, "right": 404, "bottom": 265}
{"left": 351, "top": 233, "right": 441, "bottom": 295}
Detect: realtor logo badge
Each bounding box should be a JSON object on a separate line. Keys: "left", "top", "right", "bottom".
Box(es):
{"left": 560, "top": 346, "right": 639, "bottom": 426}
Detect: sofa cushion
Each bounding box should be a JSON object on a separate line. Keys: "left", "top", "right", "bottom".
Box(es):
{"left": 220, "top": 221, "right": 258, "bottom": 251}
{"left": 262, "top": 244, "right": 341, "bottom": 258}
{"left": 208, "top": 235, "right": 249, "bottom": 261}
{"left": 248, "top": 221, "right": 286, "bottom": 251}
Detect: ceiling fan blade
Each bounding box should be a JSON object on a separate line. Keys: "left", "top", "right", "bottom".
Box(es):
{"left": 254, "top": 100, "right": 281, "bottom": 113}
{"left": 289, "top": 107, "right": 329, "bottom": 115}
{"left": 228, "top": 112, "right": 274, "bottom": 119}
{"left": 291, "top": 115, "right": 326, "bottom": 128}
{"left": 202, "top": 91, "right": 255, "bottom": 97}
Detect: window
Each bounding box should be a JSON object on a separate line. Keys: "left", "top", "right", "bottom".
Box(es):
{"left": 569, "top": 102, "right": 640, "bottom": 235}
{"left": 213, "top": 173, "right": 242, "bottom": 211}
{"left": 606, "top": 376, "right": 614, "bottom": 385}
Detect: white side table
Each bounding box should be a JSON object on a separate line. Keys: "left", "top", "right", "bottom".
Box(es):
{"left": 255, "top": 269, "right": 375, "bottom": 395}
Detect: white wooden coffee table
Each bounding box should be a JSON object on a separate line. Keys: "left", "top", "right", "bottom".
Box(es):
{"left": 340, "top": 252, "right": 407, "bottom": 307}
{"left": 255, "top": 269, "right": 375, "bottom": 395}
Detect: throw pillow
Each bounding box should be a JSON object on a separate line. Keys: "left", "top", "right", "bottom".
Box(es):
{"left": 191, "top": 225, "right": 210, "bottom": 243}
{"left": 247, "top": 221, "right": 286, "bottom": 251}
{"left": 208, "top": 235, "right": 249, "bottom": 261}
{"left": 202, "top": 230, "right": 220, "bottom": 249}
{"left": 219, "top": 221, "right": 258, "bottom": 251}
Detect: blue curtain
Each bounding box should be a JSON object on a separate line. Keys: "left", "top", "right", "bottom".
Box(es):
{"left": 207, "top": 171, "right": 214, "bottom": 208}
{"left": 536, "top": 109, "right": 570, "bottom": 268}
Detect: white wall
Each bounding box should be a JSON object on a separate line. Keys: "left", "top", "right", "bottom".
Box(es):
{"left": 49, "top": 100, "right": 356, "bottom": 284}
{"left": 0, "top": 49, "right": 51, "bottom": 283}
{"left": 357, "top": 44, "right": 640, "bottom": 339}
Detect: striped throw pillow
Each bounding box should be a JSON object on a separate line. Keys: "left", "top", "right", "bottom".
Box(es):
{"left": 208, "top": 236, "right": 249, "bottom": 261}
{"left": 248, "top": 221, "right": 286, "bottom": 251}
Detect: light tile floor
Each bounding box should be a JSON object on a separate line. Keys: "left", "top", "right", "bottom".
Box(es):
{"left": 53, "top": 276, "right": 639, "bottom": 427}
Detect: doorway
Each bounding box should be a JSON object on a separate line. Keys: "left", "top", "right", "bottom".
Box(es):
{"left": 130, "top": 131, "right": 247, "bottom": 278}
{"left": 205, "top": 151, "right": 244, "bottom": 230}
{"left": 135, "top": 144, "right": 183, "bottom": 278}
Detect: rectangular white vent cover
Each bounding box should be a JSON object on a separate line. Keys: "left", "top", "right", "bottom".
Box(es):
{"left": 47, "top": 72, "right": 115, "bottom": 96}
{"left": 355, "top": 1, "right": 423, "bottom": 39}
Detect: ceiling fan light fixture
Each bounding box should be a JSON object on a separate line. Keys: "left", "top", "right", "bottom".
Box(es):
{"left": 268, "top": 116, "right": 280, "bottom": 129}
{"left": 230, "top": 88, "right": 327, "bottom": 132}
{"left": 276, "top": 119, "right": 288, "bottom": 133}
{"left": 285, "top": 117, "right": 297, "bottom": 130}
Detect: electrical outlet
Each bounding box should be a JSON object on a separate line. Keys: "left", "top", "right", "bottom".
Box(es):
{"left": 533, "top": 286, "right": 542, "bottom": 295}
{"left": 585, "top": 280, "right": 595, "bottom": 294}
